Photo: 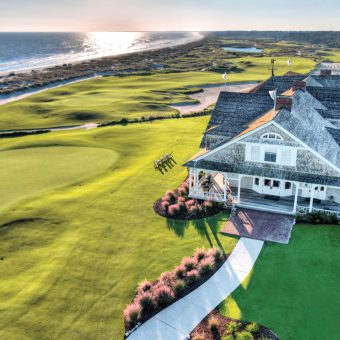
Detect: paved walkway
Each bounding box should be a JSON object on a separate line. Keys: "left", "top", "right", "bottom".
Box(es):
{"left": 222, "top": 208, "right": 295, "bottom": 244}
{"left": 127, "top": 238, "right": 264, "bottom": 340}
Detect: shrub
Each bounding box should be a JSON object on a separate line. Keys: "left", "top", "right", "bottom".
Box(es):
{"left": 181, "top": 256, "right": 196, "bottom": 271}
{"left": 123, "top": 302, "right": 141, "bottom": 326}
{"left": 173, "top": 280, "right": 185, "bottom": 296}
{"left": 186, "top": 269, "right": 199, "bottom": 284}
{"left": 208, "top": 316, "right": 219, "bottom": 332}
{"left": 161, "top": 201, "right": 169, "bottom": 211}
{"left": 198, "top": 256, "right": 215, "bottom": 275}
{"left": 209, "top": 247, "right": 223, "bottom": 262}
{"left": 177, "top": 187, "right": 187, "bottom": 197}
{"left": 163, "top": 190, "right": 176, "bottom": 203}
{"left": 203, "top": 200, "right": 214, "bottom": 210}
{"left": 189, "top": 204, "right": 199, "bottom": 215}
{"left": 134, "top": 291, "right": 155, "bottom": 313}
{"left": 159, "top": 271, "right": 174, "bottom": 286}
{"left": 235, "top": 330, "right": 254, "bottom": 340}
{"left": 185, "top": 199, "right": 195, "bottom": 210}
{"left": 168, "top": 203, "right": 181, "bottom": 216}
{"left": 245, "top": 322, "right": 260, "bottom": 334}
{"left": 226, "top": 321, "right": 241, "bottom": 335}
{"left": 194, "top": 248, "right": 208, "bottom": 262}
{"left": 137, "top": 279, "right": 152, "bottom": 293}
{"left": 222, "top": 336, "right": 235, "bottom": 340}
{"left": 153, "top": 285, "right": 175, "bottom": 307}
{"left": 174, "top": 265, "right": 186, "bottom": 279}
{"left": 177, "top": 196, "right": 185, "bottom": 203}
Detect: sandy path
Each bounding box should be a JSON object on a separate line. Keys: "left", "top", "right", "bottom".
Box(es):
{"left": 170, "top": 82, "right": 257, "bottom": 114}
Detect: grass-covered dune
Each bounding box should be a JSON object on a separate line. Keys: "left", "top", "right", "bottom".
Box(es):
{"left": 220, "top": 224, "right": 340, "bottom": 339}
{"left": 0, "top": 56, "right": 315, "bottom": 130}
{"left": 0, "top": 117, "right": 237, "bottom": 340}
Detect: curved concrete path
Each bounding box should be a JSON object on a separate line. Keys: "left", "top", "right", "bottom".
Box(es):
{"left": 127, "top": 237, "right": 264, "bottom": 340}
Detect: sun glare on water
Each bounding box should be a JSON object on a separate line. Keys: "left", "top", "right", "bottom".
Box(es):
{"left": 85, "top": 32, "right": 144, "bottom": 56}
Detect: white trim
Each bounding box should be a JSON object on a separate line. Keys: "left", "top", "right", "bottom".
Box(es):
{"left": 271, "top": 121, "right": 340, "bottom": 174}
{"left": 191, "top": 120, "right": 340, "bottom": 175}
{"left": 192, "top": 121, "right": 274, "bottom": 162}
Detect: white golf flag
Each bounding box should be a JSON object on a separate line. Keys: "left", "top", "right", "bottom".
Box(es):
{"left": 269, "top": 90, "right": 277, "bottom": 101}
{"left": 222, "top": 72, "right": 227, "bottom": 80}
{"left": 287, "top": 58, "right": 292, "bottom": 65}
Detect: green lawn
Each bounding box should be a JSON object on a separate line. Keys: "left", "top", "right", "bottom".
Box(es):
{"left": 0, "top": 146, "right": 117, "bottom": 213}
{"left": 0, "top": 117, "right": 237, "bottom": 340}
{"left": 220, "top": 224, "right": 340, "bottom": 340}
{"left": 0, "top": 55, "right": 316, "bottom": 130}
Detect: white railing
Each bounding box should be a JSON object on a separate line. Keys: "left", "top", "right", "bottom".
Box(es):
{"left": 296, "top": 205, "right": 340, "bottom": 219}
{"left": 192, "top": 191, "right": 225, "bottom": 202}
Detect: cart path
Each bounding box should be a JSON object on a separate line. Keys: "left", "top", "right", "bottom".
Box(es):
{"left": 127, "top": 237, "right": 264, "bottom": 340}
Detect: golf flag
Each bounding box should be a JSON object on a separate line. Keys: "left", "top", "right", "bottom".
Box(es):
{"left": 222, "top": 72, "right": 227, "bottom": 80}
{"left": 287, "top": 58, "right": 292, "bottom": 66}
{"left": 269, "top": 89, "right": 277, "bottom": 101}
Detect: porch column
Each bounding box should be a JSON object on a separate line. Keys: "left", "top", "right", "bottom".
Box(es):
{"left": 223, "top": 173, "right": 227, "bottom": 201}
{"left": 195, "top": 169, "right": 199, "bottom": 195}
{"left": 237, "top": 175, "right": 242, "bottom": 204}
{"left": 188, "top": 168, "right": 193, "bottom": 195}
{"left": 309, "top": 185, "right": 315, "bottom": 213}
{"left": 293, "top": 182, "right": 299, "bottom": 213}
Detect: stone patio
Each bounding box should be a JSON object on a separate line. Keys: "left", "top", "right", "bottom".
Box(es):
{"left": 221, "top": 208, "right": 295, "bottom": 244}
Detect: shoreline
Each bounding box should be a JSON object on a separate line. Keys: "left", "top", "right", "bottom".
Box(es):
{"left": 0, "top": 32, "right": 204, "bottom": 76}
{"left": 0, "top": 34, "right": 206, "bottom": 97}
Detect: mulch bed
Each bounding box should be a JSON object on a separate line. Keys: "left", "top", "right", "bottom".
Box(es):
{"left": 190, "top": 309, "right": 279, "bottom": 340}
{"left": 153, "top": 198, "right": 223, "bottom": 220}
{"left": 124, "top": 254, "right": 228, "bottom": 336}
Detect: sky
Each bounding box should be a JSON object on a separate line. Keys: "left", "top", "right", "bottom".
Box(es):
{"left": 1, "top": 0, "right": 340, "bottom": 32}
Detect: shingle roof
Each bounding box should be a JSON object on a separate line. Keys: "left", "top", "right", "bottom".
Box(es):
{"left": 307, "top": 75, "right": 340, "bottom": 88}
{"left": 202, "top": 92, "right": 273, "bottom": 143}
{"left": 252, "top": 75, "right": 306, "bottom": 95}
{"left": 307, "top": 86, "right": 340, "bottom": 110}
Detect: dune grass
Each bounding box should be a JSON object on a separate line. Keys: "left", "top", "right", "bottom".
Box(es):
{"left": 0, "top": 117, "right": 237, "bottom": 340}
{"left": 0, "top": 72, "right": 222, "bottom": 130}
{"left": 220, "top": 224, "right": 340, "bottom": 340}
{"left": 0, "top": 55, "right": 316, "bottom": 130}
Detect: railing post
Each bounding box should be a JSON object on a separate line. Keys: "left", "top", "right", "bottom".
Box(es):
{"left": 223, "top": 173, "right": 227, "bottom": 202}
{"left": 309, "top": 185, "right": 314, "bottom": 213}
{"left": 237, "top": 175, "right": 242, "bottom": 204}
{"left": 293, "top": 182, "right": 299, "bottom": 213}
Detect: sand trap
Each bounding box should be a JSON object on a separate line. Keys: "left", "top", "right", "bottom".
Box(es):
{"left": 170, "top": 83, "right": 257, "bottom": 115}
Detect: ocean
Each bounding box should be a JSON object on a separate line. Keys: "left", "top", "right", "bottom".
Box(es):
{"left": 0, "top": 32, "right": 203, "bottom": 74}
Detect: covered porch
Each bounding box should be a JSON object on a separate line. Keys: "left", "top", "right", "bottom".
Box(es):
{"left": 188, "top": 168, "right": 340, "bottom": 218}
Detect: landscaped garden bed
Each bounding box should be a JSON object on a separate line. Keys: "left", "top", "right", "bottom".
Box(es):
{"left": 295, "top": 211, "right": 339, "bottom": 224}
{"left": 123, "top": 247, "right": 228, "bottom": 336}
{"left": 190, "top": 308, "right": 278, "bottom": 340}
{"left": 154, "top": 179, "right": 223, "bottom": 220}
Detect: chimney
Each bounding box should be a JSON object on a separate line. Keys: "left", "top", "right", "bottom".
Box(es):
{"left": 275, "top": 96, "right": 293, "bottom": 111}
{"left": 292, "top": 80, "right": 306, "bottom": 92}
{"left": 320, "top": 69, "right": 332, "bottom": 77}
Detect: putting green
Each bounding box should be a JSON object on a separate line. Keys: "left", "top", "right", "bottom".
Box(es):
{"left": 0, "top": 146, "right": 118, "bottom": 212}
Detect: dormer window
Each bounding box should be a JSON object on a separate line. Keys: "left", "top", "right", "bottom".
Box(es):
{"left": 261, "top": 133, "right": 283, "bottom": 140}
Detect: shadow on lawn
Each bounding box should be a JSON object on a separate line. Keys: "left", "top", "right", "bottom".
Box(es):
{"left": 166, "top": 213, "right": 229, "bottom": 253}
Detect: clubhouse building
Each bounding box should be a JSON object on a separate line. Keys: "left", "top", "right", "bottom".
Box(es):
{"left": 185, "top": 69, "right": 340, "bottom": 217}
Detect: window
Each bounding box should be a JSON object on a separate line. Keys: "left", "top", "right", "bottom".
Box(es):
{"left": 264, "top": 179, "right": 271, "bottom": 186}
{"left": 320, "top": 186, "right": 325, "bottom": 191}
{"left": 285, "top": 182, "right": 291, "bottom": 190}
{"left": 273, "top": 180, "right": 280, "bottom": 188}
{"left": 254, "top": 178, "right": 259, "bottom": 185}
{"left": 261, "top": 133, "right": 283, "bottom": 140}
{"left": 264, "top": 152, "right": 277, "bottom": 163}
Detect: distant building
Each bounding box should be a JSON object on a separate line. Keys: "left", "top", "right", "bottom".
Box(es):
{"left": 184, "top": 68, "right": 340, "bottom": 217}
